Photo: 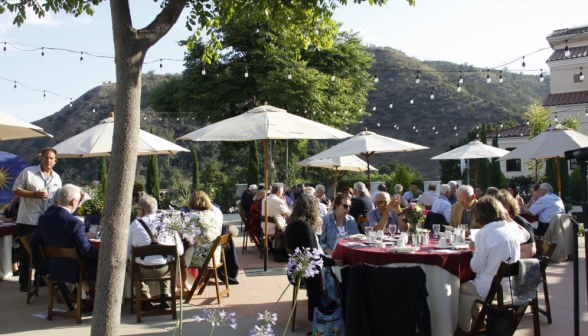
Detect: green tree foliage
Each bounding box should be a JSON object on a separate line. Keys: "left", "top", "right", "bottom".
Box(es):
{"left": 192, "top": 149, "right": 200, "bottom": 191}
{"left": 247, "top": 141, "right": 260, "bottom": 186}
{"left": 561, "top": 116, "right": 580, "bottom": 131}
{"left": 491, "top": 135, "right": 501, "bottom": 187}
{"left": 545, "top": 158, "right": 558, "bottom": 195}
{"left": 569, "top": 167, "right": 582, "bottom": 201}
{"left": 392, "top": 166, "right": 412, "bottom": 191}
{"left": 99, "top": 157, "right": 107, "bottom": 192}
{"left": 477, "top": 159, "right": 491, "bottom": 189}
{"left": 525, "top": 104, "right": 551, "bottom": 137}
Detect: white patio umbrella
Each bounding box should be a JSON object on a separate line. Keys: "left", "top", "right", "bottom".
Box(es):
{"left": 53, "top": 114, "right": 189, "bottom": 158}
{"left": 297, "top": 155, "right": 378, "bottom": 198}
{"left": 178, "top": 104, "right": 352, "bottom": 271}
{"left": 431, "top": 140, "right": 510, "bottom": 184}
{"left": 0, "top": 111, "right": 52, "bottom": 141}
{"left": 499, "top": 123, "right": 588, "bottom": 196}
{"left": 304, "top": 128, "right": 429, "bottom": 186}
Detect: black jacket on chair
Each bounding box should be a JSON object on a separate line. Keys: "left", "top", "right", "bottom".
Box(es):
{"left": 345, "top": 263, "right": 431, "bottom": 336}
{"left": 423, "top": 211, "right": 448, "bottom": 231}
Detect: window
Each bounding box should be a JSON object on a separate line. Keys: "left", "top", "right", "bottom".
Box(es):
{"left": 506, "top": 147, "right": 521, "bottom": 172}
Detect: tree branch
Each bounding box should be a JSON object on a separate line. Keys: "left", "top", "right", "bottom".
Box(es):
{"left": 138, "top": 0, "right": 189, "bottom": 48}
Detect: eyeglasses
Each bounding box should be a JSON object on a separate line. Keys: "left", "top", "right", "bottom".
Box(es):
{"left": 376, "top": 200, "right": 388, "bottom": 205}
{"left": 339, "top": 204, "right": 351, "bottom": 210}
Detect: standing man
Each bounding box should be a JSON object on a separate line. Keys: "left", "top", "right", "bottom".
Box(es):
{"left": 12, "top": 147, "right": 62, "bottom": 292}
{"left": 526, "top": 183, "right": 565, "bottom": 236}
{"left": 240, "top": 184, "right": 257, "bottom": 215}
{"left": 447, "top": 181, "right": 458, "bottom": 205}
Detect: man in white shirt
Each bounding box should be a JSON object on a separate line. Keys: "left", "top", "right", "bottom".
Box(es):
{"left": 418, "top": 183, "right": 438, "bottom": 208}
{"left": 431, "top": 184, "right": 452, "bottom": 223}
{"left": 12, "top": 147, "right": 62, "bottom": 292}
{"left": 127, "top": 196, "right": 183, "bottom": 307}
{"left": 261, "top": 183, "right": 291, "bottom": 234}
{"left": 526, "top": 183, "right": 565, "bottom": 236}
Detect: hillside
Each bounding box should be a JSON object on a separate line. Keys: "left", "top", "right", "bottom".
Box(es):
{"left": 0, "top": 46, "right": 550, "bottom": 184}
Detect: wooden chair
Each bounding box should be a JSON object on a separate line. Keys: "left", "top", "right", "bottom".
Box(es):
{"left": 471, "top": 261, "right": 541, "bottom": 336}
{"left": 130, "top": 244, "right": 178, "bottom": 323}
{"left": 357, "top": 215, "right": 369, "bottom": 234}
{"left": 239, "top": 204, "right": 250, "bottom": 252}
{"left": 20, "top": 235, "right": 50, "bottom": 304}
{"left": 259, "top": 216, "right": 279, "bottom": 258}
{"left": 184, "top": 233, "right": 231, "bottom": 304}
{"left": 40, "top": 246, "right": 94, "bottom": 324}
{"left": 535, "top": 239, "right": 558, "bottom": 324}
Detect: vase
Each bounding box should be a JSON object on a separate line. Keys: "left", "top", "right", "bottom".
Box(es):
{"left": 407, "top": 223, "right": 419, "bottom": 244}
{"left": 84, "top": 214, "right": 101, "bottom": 232}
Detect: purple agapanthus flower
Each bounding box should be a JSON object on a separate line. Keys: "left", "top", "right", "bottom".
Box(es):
{"left": 250, "top": 324, "right": 275, "bottom": 336}
{"left": 286, "top": 247, "right": 323, "bottom": 279}
{"left": 257, "top": 310, "right": 278, "bottom": 325}
{"left": 194, "top": 307, "right": 237, "bottom": 329}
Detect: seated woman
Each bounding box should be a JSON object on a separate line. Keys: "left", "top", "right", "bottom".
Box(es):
{"left": 495, "top": 189, "right": 536, "bottom": 258}
{"left": 285, "top": 194, "right": 335, "bottom": 322}
{"left": 457, "top": 196, "right": 530, "bottom": 333}
{"left": 179, "top": 190, "right": 221, "bottom": 294}
{"left": 247, "top": 190, "right": 266, "bottom": 239}
{"left": 320, "top": 194, "right": 358, "bottom": 255}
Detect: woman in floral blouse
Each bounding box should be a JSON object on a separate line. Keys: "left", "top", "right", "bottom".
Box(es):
{"left": 179, "top": 190, "right": 221, "bottom": 293}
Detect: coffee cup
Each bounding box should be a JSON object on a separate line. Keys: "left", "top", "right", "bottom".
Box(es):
{"left": 397, "top": 239, "right": 406, "bottom": 248}
{"left": 438, "top": 237, "right": 447, "bottom": 248}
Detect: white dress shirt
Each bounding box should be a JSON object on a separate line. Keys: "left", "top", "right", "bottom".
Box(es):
{"left": 431, "top": 196, "right": 452, "bottom": 223}
{"left": 127, "top": 213, "right": 184, "bottom": 266}
{"left": 261, "top": 194, "right": 290, "bottom": 233}
{"left": 13, "top": 165, "right": 62, "bottom": 225}
{"left": 528, "top": 192, "right": 565, "bottom": 223}
{"left": 470, "top": 220, "right": 529, "bottom": 297}
{"left": 418, "top": 191, "right": 438, "bottom": 207}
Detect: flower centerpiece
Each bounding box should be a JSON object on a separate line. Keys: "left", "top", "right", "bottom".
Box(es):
{"left": 78, "top": 184, "right": 105, "bottom": 228}
{"left": 403, "top": 202, "right": 428, "bottom": 242}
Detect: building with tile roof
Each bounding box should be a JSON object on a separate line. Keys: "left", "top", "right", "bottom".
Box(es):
{"left": 486, "top": 124, "right": 535, "bottom": 179}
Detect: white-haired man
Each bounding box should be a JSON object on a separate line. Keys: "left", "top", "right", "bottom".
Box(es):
{"left": 314, "top": 184, "right": 331, "bottom": 208}
{"left": 127, "top": 195, "right": 184, "bottom": 309}
{"left": 366, "top": 192, "right": 401, "bottom": 231}
{"left": 447, "top": 181, "right": 458, "bottom": 205}
{"left": 450, "top": 185, "right": 477, "bottom": 228}
{"left": 262, "top": 183, "right": 291, "bottom": 234}
{"left": 526, "top": 183, "right": 565, "bottom": 236}
{"left": 240, "top": 184, "right": 258, "bottom": 215}
{"left": 393, "top": 184, "right": 408, "bottom": 208}
{"left": 349, "top": 182, "right": 374, "bottom": 222}
{"left": 431, "top": 184, "right": 452, "bottom": 223}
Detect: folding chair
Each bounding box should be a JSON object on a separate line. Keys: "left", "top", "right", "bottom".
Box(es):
{"left": 40, "top": 246, "right": 95, "bottom": 324}
{"left": 130, "top": 244, "right": 178, "bottom": 323}
{"left": 184, "top": 233, "right": 231, "bottom": 304}
{"left": 20, "top": 235, "right": 49, "bottom": 304}
{"left": 471, "top": 261, "right": 541, "bottom": 336}
{"left": 240, "top": 204, "right": 262, "bottom": 254}
{"left": 535, "top": 239, "right": 558, "bottom": 324}
{"left": 259, "top": 216, "right": 279, "bottom": 258}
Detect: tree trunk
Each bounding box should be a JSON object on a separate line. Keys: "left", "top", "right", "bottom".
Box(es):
{"left": 91, "top": 1, "right": 187, "bottom": 334}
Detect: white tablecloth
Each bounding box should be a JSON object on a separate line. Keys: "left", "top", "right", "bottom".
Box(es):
{"left": 384, "top": 262, "right": 459, "bottom": 336}
{"left": 0, "top": 234, "right": 14, "bottom": 279}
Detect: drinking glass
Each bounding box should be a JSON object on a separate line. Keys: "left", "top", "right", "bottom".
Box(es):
{"left": 365, "top": 227, "right": 374, "bottom": 244}
{"left": 383, "top": 227, "right": 392, "bottom": 237}
{"left": 459, "top": 224, "right": 468, "bottom": 233}
{"left": 389, "top": 224, "right": 397, "bottom": 237}
{"left": 375, "top": 230, "right": 384, "bottom": 247}
{"left": 432, "top": 224, "right": 441, "bottom": 238}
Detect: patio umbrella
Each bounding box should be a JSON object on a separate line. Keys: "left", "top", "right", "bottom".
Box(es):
{"left": 0, "top": 111, "right": 52, "bottom": 141}
{"left": 53, "top": 114, "right": 189, "bottom": 158}
{"left": 499, "top": 124, "right": 588, "bottom": 196}
{"left": 303, "top": 128, "right": 428, "bottom": 186}
{"left": 178, "top": 104, "right": 352, "bottom": 271}
{"left": 297, "top": 155, "right": 378, "bottom": 198}
{"left": 430, "top": 140, "right": 510, "bottom": 184}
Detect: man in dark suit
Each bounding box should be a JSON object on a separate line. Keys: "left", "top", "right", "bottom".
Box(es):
{"left": 349, "top": 181, "right": 374, "bottom": 222}
{"left": 30, "top": 184, "right": 98, "bottom": 284}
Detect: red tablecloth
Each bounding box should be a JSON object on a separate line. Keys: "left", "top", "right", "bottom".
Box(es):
{"left": 332, "top": 237, "right": 475, "bottom": 282}
{"left": 0, "top": 224, "right": 18, "bottom": 237}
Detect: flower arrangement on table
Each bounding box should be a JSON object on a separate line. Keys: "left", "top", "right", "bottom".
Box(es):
{"left": 194, "top": 247, "right": 323, "bottom": 336}
{"left": 78, "top": 186, "right": 104, "bottom": 216}
{"left": 403, "top": 202, "right": 428, "bottom": 226}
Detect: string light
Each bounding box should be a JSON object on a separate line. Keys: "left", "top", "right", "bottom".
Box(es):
{"left": 476, "top": 124, "right": 479, "bottom": 129}
{"left": 415, "top": 70, "right": 420, "bottom": 84}
{"left": 159, "top": 59, "right": 163, "bottom": 71}
{"left": 415, "top": 128, "right": 419, "bottom": 133}
{"left": 244, "top": 67, "right": 249, "bottom": 78}
{"left": 287, "top": 72, "right": 292, "bottom": 80}
{"left": 389, "top": 100, "right": 393, "bottom": 109}
{"left": 436, "top": 130, "right": 438, "bottom": 134}
{"left": 500, "top": 123, "right": 504, "bottom": 128}
{"left": 455, "top": 132, "right": 458, "bottom": 136}
{"left": 3, "top": 42, "right": 6, "bottom": 54}
{"left": 410, "top": 96, "right": 414, "bottom": 104}
{"left": 564, "top": 40, "right": 571, "bottom": 58}
{"left": 43, "top": 90, "right": 46, "bottom": 99}
{"left": 456, "top": 82, "right": 461, "bottom": 92}
{"left": 499, "top": 70, "right": 504, "bottom": 84}
{"left": 432, "top": 125, "right": 435, "bottom": 130}
{"left": 143, "top": 115, "right": 147, "bottom": 120}
{"left": 92, "top": 107, "right": 96, "bottom": 113}
{"left": 555, "top": 113, "right": 558, "bottom": 122}
{"left": 580, "top": 67, "right": 584, "bottom": 81}
{"left": 459, "top": 70, "right": 463, "bottom": 84}
{"left": 201, "top": 67, "right": 206, "bottom": 75}
{"left": 374, "top": 70, "right": 379, "bottom": 83}
{"left": 372, "top": 104, "right": 376, "bottom": 111}
{"left": 377, "top": 122, "right": 380, "bottom": 127}
{"left": 69, "top": 98, "right": 73, "bottom": 107}
{"left": 330, "top": 73, "right": 335, "bottom": 81}
{"left": 80, "top": 52, "right": 83, "bottom": 64}
{"left": 454, "top": 125, "right": 457, "bottom": 130}
{"left": 526, "top": 120, "right": 529, "bottom": 125}
{"left": 539, "top": 69, "right": 544, "bottom": 82}
{"left": 430, "top": 89, "right": 434, "bottom": 99}
{"left": 486, "top": 69, "right": 491, "bottom": 83}
{"left": 13, "top": 81, "right": 16, "bottom": 90}
{"left": 585, "top": 107, "right": 588, "bottom": 117}
{"left": 522, "top": 56, "right": 526, "bottom": 69}
{"left": 413, "top": 125, "right": 416, "bottom": 129}
{"left": 41, "top": 47, "right": 44, "bottom": 59}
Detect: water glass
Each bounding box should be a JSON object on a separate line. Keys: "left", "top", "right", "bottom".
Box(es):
{"left": 383, "top": 227, "right": 392, "bottom": 237}
{"left": 365, "top": 227, "right": 374, "bottom": 244}
{"left": 389, "top": 224, "right": 397, "bottom": 236}
{"left": 432, "top": 224, "right": 441, "bottom": 238}
{"left": 459, "top": 224, "right": 468, "bottom": 233}
{"left": 375, "top": 230, "right": 384, "bottom": 247}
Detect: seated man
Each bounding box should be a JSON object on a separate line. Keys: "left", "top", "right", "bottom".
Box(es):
{"left": 349, "top": 182, "right": 374, "bottom": 221}
{"left": 450, "top": 185, "right": 477, "bottom": 229}
{"left": 30, "top": 184, "right": 98, "bottom": 284}
{"left": 370, "top": 184, "right": 386, "bottom": 205}
{"left": 418, "top": 183, "right": 438, "bottom": 209}
{"left": 261, "top": 183, "right": 291, "bottom": 234}
{"left": 314, "top": 184, "right": 331, "bottom": 209}
{"left": 393, "top": 184, "right": 408, "bottom": 208}
{"left": 367, "top": 192, "right": 401, "bottom": 231}
{"left": 526, "top": 182, "right": 565, "bottom": 236}
{"left": 127, "top": 195, "right": 183, "bottom": 307}
{"left": 403, "top": 182, "right": 420, "bottom": 204}
{"left": 431, "top": 184, "right": 452, "bottom": 224}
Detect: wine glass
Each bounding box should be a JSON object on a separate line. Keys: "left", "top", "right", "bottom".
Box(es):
{"left": 389, "top": 224, "right": 397, "bottom": 237}
{"left": 432, "top": 224, "right": 441, "bottom": 238}
{"left": 383, "top": 227, "right": 392, "bottom": 237}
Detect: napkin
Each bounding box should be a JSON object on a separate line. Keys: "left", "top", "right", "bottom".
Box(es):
{"left": 386, "top": 246, "right": 420, "bottom": 253}
{"left": 443, "top": 225, "right": 455, "bottom": 232}
{"left": 451, "top": 242, "right": 469, "bottom": 250}
{"left": 348, "top": 234, "right": 366, "bottom": 240}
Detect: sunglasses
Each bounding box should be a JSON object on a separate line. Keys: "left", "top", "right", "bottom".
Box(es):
{"left": 339, "top": 204, "right": 351, "bottom": 210}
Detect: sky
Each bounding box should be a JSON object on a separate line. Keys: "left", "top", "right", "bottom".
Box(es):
{"left": 1, "top": 0, "right": 587, "bottom": 122}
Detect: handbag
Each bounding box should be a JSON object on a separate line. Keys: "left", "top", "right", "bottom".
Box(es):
{"left": 312, "top": 267, "right": 345, "bottom": 336}
{"left": 485, "top": 264, "right": 517, "bottom": 336}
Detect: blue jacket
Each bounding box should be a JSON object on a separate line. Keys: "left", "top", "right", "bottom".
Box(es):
{"left": 320, "top": 212, "right": 359, "bottom": 251}
{"left": 30, "top": 206, "right": 98, "bottom": 283}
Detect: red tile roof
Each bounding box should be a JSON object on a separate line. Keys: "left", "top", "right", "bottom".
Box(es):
{"left": 543, "top": 90, "right": 588, "bottom": 106}
{"left": 548, "top": 26, "right": 588, "bottom": 39}
{"left": 487, "top": 124, "right": 529, "bottom": 139}
{"left": 547, "top": 45, "right": 588, "bottom": 62}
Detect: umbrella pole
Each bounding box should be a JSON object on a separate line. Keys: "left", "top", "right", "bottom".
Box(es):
{"left": 365, "top": 153, "right": 372, "bottom": 188}
{"left": 474, "top": 159, "right": 478, "bottom": 185}
{"left": 557, "top": 157, "right": 562, "bottom": 198}
{"left": 263, "top": 139, "right": 269, "bottom": 272}
{"left": 535, "top": 159, "right": 539, "bottom": 183}
{"left": 333, "top": 167, "right": 339, "bottom": 199}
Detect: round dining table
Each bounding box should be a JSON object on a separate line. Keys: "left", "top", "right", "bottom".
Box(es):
{"left": 0, "top": 223, "right": 18, "bottom": 279}
{"left": 332, "top": 236, "right": 475, "bottom": 336}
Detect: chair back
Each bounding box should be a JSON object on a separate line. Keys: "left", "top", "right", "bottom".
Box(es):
{"left": 131, "top": 244, "right": 178, "bottom": 261}
{"left": 194, "top": 233, "right": 232, "bottom": 269}
{"left": 357, "top": 215, "right": 369, "bottom": 233}
{"left": 20, "top": 235, "right": 34, "bottom": 256}
{"left": 423, "top": 211, "right": 447, "bottom": 231}
{"left": 40, "top": 246, "right": 92, "bottom": 283}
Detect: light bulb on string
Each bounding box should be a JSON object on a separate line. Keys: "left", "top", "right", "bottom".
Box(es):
{"left": 287, "top": 72, "right": 292, "bottom": 80}
{"left": 43, "top": 90, "right": 46, "bottom": 99}
{"left": 526, "top": 120, "right": 530, "bottom": 125}
{"left": 201, "top": 67, "right": 206, "bottom": 75}
{"left": 416, "top": 129, "right": 419, "bottom": 133}
{"left": 486, "top": 69, "right": 491, "bottom": 83}
{"left": 459, "top": 70, "right": 464, "bottom": 84}
{"left": 564, "top": 40, "right": 571, "bottom": 57}
{"left": 432, "top": 125, "right": 435, "bottom": 130}
{"left": 580, "top": 67, "right": 585, "bottom": 81}
{"left": 394, "top": 123, "right": 397, "bottom": 128}
{"left": 499, "top": 70, "right": 504, "bottom": 84}
{"left": 435, "top": 130, "right": 438, "bottom": 134}
{"left": 41, "top": 47, "right": 45, "bottom": 59}
{"left": 555, "top": 114, "right": 558, "bottom": 122}
{"left": 372, "top": 104, "right": 376, "bottom": 111}
{"left": 80, "top": 52, "right": 84, "bottom": 64}
{"left": 476, "top": 124, "right": 479, "bottom": 129}
{"left": 455, "top": 132, "right": 458, "bottom": 137}
{"left": 313, "top": 111, "right": 316, "bottom": 114}
{"left": 456, "top": 82, "right": 461, "bottom": 92}
{"left": 244, "top": 67, "right": 249, "bottom": 78}
{"left": 430, "top": 90, "right": 434, "bottom": 99}
{"left": 3, "top": 42, "right": 6, "bottom": 54}
{"left": 539, "top": 69, "right": 544, "bottom": 82}
{"left": 159, "top": 59, "right": 163, "bottom": 71}
{"left": 522, "top": 56, "right": 526, "bottom": 69}
{"left": 159, "top": 117, "right": 162, "bottom": 121}
{"left": 500, "top": 123, "right": 504, "bottom": 128}
{"left": 410, "top": 96, "right": 414, "bottom": 104}
{"left": 13, "top": 81, "right": 16, "bottom": 90}
{"left": 415, "top": 71, "right": 420, "bottom": 84}
{"left": 454, "top": 125, "right": 457, "bottom": 130}
{"left": 389, "top": 100, "right": 393, "bottom": 109}
{"left": 304, "top": 110, "right": 307, "bottom": 114}
{"left": 69, "top": 99, "right": 73, "bottom": 107}
{"left": 374, "top": 70, "right": 379, "bottom": 83}
{"left": 412, "top": 125, "right": 415, "bottom": 129}
{"left": 92, "top": 107, "right": 96, "bottom": 113}
{"left": 377, "top": 122, "right": 381, "bottom": 127}
{"left": 330, "top": 73, "right": 336, "bottom": 81}
{"left": 360, "top": 120, "right": 363, "bottom": 124}
{"left": 585, "top": 107, "right": 588, "bottom": 117}
{"left": 143, "top": 115, "right": 147, "bottom": 121}
{"left": 177, "top": 117, "right": 180, "bottom": 121}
